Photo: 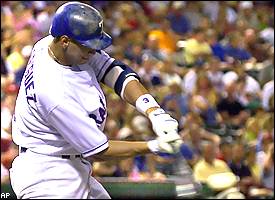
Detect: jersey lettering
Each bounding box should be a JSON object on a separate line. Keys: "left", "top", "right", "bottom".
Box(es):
{"left": 24, "top": 52, "right": 37, "bottom": 105}
{"left": 88, "top": 97, "right": 106, "bottom": 126}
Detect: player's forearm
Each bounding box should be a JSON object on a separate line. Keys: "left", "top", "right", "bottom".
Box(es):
{"left": 89, "top": 140, "right": 151, "bottom": 161}
{"left": 123, "top": 80, "right": 160, "bottom": 115}
{"left": 123, "top": 79, "right": 148, "bottom": 106}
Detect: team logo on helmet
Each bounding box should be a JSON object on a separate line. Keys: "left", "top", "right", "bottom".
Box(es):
{"left": 98, "top": 20, "right": 103, "bottom": 34}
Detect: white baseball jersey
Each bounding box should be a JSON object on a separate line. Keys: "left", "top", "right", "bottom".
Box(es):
{"left": 12, "top": 35, "right": 115, "bottom": 157}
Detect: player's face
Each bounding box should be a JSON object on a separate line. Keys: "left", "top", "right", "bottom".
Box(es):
{"left": 64, "top": 38, "right": 96, "bottom": 65}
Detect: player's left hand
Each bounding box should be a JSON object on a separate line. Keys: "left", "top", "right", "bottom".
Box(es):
{"left": 148, "top": 108, "right": 182, "bottom": 151}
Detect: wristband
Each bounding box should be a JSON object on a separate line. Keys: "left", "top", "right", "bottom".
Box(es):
{"left": 135, "top": 94, "right": 160, "bottom": 115}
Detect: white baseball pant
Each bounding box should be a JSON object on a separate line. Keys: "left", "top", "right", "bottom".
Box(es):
{"left": 9, "top": 149, "right": 111, "bottom": 199}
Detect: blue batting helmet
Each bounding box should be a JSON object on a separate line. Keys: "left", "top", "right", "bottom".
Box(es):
{"left": 49, "top": 2, "right": 112, "bottom": 50}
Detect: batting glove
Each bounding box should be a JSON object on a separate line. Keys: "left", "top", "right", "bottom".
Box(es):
{"left": 148, "top": 108, "right": 183, "bottom": 151}
{"left": 147, "top": 137, "right": 182, "bottom": 154}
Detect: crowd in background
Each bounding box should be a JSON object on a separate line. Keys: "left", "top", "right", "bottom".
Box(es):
{"left": 1, "top": 1, "right": 274, "bottom": 198}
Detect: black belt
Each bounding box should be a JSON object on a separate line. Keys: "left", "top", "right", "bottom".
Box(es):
{"left": 61, "top": 155, "right": 81, "bottom": 159}
{"left": 20, "top": 147, "right": 28, "bottom": 153}
{"left": 20, "top": 147, "right": 81, "bottom": 159}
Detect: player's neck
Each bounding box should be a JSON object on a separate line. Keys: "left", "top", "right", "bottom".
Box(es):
{"left": 48, "top": 43, "right": 71, "bottom": 66}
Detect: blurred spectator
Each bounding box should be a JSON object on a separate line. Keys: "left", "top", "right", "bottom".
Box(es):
{"left": 235, "top": 74, "right": 261, "bottom": 110}
{"left": 116, "top": 3, "right": 146, "bottom": 33}
{"left": 193, "top": 72, "right": 219, "bottom": 107}
{"left": 216, "top": 139, "right": 233, "bottom": 164}
{"left": 142, "top": 36, "right": 166, "bottom": 61}
{"left": 148, "top": 18, "right": 178, "bottom": 56}
{"left": 225, "top": 63, "right": 261, "bottom": 105}
{"left": 237, "top": 1, "right": 260, "bottom": 30}
{"left": 229, "top": 142, "right": 254, "bottom": 179}
{"left": 181, "top": 62, "right": 212, "bottom": 96}
{"left": 159, "top": 58, "right": 182, "bottom": 85}
{"left": 166, "top": 1, "right": 191, "bottom": 36}
{"left": 191, "top": 71, "right": 221, "bottom": 128}
{"left": 1, "top": 55, "right": 14, "bottom": 91}
{"left": 33, "top": 2, "right": 55, "bottom": 37}
{"left": 243, "top": 112, "right": 262, "bottom": 144}
{"left": 1, "top": 56, "right": 8, "bottom": 76}
{"left": 1, "top": 83, "right": 18, "bottom": 133}
{"left": 3, "top": 2, "right": 37, "bottom": 32}
{"left": 104, "top": 118, "right": 121, "bottom": 140}
{"left": 1, "top": 95, "right": 13, "bottom": 134}
{"left": 93, "top": 160, "right": 121, "bottom": 177}
{"left": 202, "top": 1, "right": 220, "bottom": 24}
{"left": 245, "top": 144, "right": 262, "bottom": 184}
{"left": 217, "top": 82, "right": 250, "bottom": 128}
{"left": 189, "top": 94, "right": 219, "bottom": 129}
{"left": 1, "top": 25, "right": 15, "bottom": 54}
{"left": 1, "top": 128, "right": 13, "bottom": 184}
{"left": 205, "top": 57, "right": 225, "bottom": 93}
{"left": 243, "top": 28, "right": 271, "bottom": 62}
{"left": 105, "top": 92, "right": 129, "bottom": 127}
{"left": 259, "top": 27, "right": 274, "bottom": 46}
{"left": 1, "top": 127, "right": 18, "bottom": 184}
{"left": 261, "top": 80, "right": 274, "bottom": 112}
{"left": 124, "top": 43, "right": 143, "bottom": 65}
{"left": 206, "top": 29, "right": 227, "bottom": 62}
{"left": 5, "top": 43, "right": 25, "bottom": 76}
{"left": 223, "top": 32, "right": 252, "bottom": 62}
{"left": 1, "top": 128, "right": 12, "bottom": 153}
{"left": 136, "top": 55, "right": 161, "bottom": 88}
{"left": 182, "top": 27, "right": 212, "bottom": 67}
{"left": 258, "top": 46, "right": 274, "bottom": 86}
{"left": 161, "top": 80, "right": 189, "bottom": 127}
{"left": 14, "top": 45, "right": 32, "bottom": 86}
{"left": 129, "top": 114, "right": 152, "bottom": 141}
{"left": 179, "top": 143, "right": 198, "bottom": 167}
{"left": 193, "top": 141, "right": 232, "bottom": 183}
{"left": 183, "top": 2, "right": 203, "bottom": 31}
{"left": 142, "top": 1, "right": 169, "bottom": 27}
{"left": 229, "top": 142, "right": 256, "bottom": 197}
{"left": 256, "top": 123, "right": 274, "bottom": 177}
{"left": 180, "top": 113, "right": 221, "bottom": 158}
{"left": 261, "top": 143, "right": 274, "bottom": 190}
{"left": 1, "top": 162, "right": 9, "bottom": 184}
{"left": 218, "top": 2, "right": 238, "bottom": 33}
{"left": 1, "top": 142, "right": 18, "bottom": 171}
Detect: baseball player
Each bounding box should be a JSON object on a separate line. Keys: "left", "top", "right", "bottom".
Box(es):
{"left": 9, "top": 2, "right": 182, "bottom": 199}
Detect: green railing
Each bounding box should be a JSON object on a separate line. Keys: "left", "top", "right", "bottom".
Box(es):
{"left": 1, "top": 176, "right": 199, "bottom": 199}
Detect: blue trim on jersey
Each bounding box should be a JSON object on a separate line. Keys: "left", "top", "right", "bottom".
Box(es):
{"left": 101, "top": 62, "right": 115, "bottom": 82}
{"left": 96, "top": 57, "right": 111, "bottom": 79}
{"left": 83, "top": 140, "right": 108, "bottom": 155}
{"left": 71, "top": 65, "right": 82, "bottom": 72}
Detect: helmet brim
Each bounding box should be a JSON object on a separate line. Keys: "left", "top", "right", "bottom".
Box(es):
{"left": 77, "top": 31, "right": 112, "bottom": 50}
